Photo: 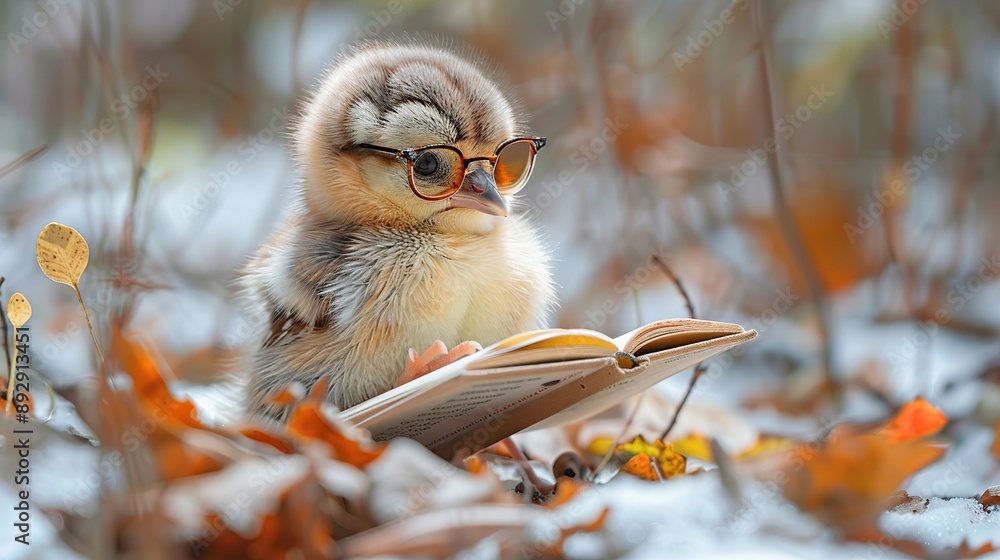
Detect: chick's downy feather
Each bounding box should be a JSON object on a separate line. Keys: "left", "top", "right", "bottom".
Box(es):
{"left": 241, "top": 42, "right": 554, "bottom": 421}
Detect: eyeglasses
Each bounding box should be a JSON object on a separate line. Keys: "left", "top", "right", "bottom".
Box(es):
{"left": 357, "top": 137, "right": 546, "bottom": 201}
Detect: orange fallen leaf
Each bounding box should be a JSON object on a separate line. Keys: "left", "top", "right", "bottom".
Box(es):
{"left": 111, "top": 325, "right": 204, "bottom": 431}
{"left": 879, "top": 397, "right": 947, "bottom": 443}
{"left": 194, "top": 475, "right": 337, "bottom": 559}
{"left": 545, "top": 478, "right": 588, "bottom": 509}
{"left": 991, "top": 422, "right": 1000, "bottom": 461}
{"left": 784, "top": 425, "right": 945, "bottom": 532}
{"left": 286, "top": 384, "right": 383, "bottom": 469}
{"left": 241, "top": 428, "right": 296, "bottom": 455}
{"left": 619, "top": 453, "right": 660, "bottom": 481}
{"left": 539, "top": 507, "right": 610, "bottom": 558}
{"left": 591, "top": 435, "right": 687, "bottom": 478}
{"left": 958, "top": 540, "right": 995, "bottom": 558}
{"left": 265, "top": 384, "right": 305, "bottom": 406}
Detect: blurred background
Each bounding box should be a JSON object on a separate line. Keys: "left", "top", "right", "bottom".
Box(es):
{"left": 3, "top": 0, "right": 999, "bottom": 424}
{"left": 2, "top": 0, "right": 1000, "bottom": 556}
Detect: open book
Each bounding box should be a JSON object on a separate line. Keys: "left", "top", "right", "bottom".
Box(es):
{"left": 342, "top": 319, "right": 757, "bottom": 459}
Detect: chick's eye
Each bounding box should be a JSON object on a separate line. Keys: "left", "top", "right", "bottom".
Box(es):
{"left": 412, "top": 152, "right": 439, "bottom": 177}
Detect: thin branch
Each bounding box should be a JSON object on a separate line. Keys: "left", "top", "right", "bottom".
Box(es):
{"left": 660, "top": 364, "right": 706, "bottom": 441}
{"left": 0, "top": 278, "right": 10, "bottom": 385}
{"left": 751, "top": 0, "right": 836, "bottom": 389}
{"left": 0, "top": 146, "right": 48, "bottom": 181}
{"left": 595, "top": 393, "right": 645, "bottom": 474}
{"left": 653, "top": 254, "right": 706, "bottom": 441}
{"left": 594, "top": 270, "right": 662, "bottom": 473}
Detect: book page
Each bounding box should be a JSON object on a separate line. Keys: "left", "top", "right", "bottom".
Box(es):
{"left": 614, "top": 319, "right": 746, "bottom": 355}
{"left": 355, "top": 358, "right": 609, "bottom": 444}
{"left": 530, "top": 329, "right": 757, "bottom": 430}
{"left": 466, "top": 329, "right": 617, "bottom": 370}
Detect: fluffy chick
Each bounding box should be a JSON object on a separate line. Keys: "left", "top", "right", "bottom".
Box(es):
{"left": 241, "top": 42, "right": 555, "bottom": 422}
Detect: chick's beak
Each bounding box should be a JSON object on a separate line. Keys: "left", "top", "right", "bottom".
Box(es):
{"left": 447, "top": 168, "right": 508, "bottom": 217}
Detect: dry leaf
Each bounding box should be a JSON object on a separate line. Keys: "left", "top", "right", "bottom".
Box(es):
{"left": 286, "top": 399, "right": 384, "bottom": 469}
{"left": 993, "top": 422, "right": 1000, "bottom": 461}
{"left": 958, "top": 541, "right": 995, "bottom": 558}
{"left": 888, "top": 490, "right": 927, "bottom": 514}
{"left": 979, "top": 486, "right": 1000, "bottom": 510}
{"left": 618, "top": 453, "right": 660, "bottom": 481}
{"left": 590, "top": 435, "right": 688, "bottom": 479}
{"left": 5, "top": 292, "right": 32, "bottom": 413}
{"left": 783, "top": 426, "right": 945, "bottom": 531}
{"left": 190, "top": 473, "right": 336, "bottom": 559}
{"left": 6, "top": 292, "right": 31, "bottom": 328}
{"left": 111, "top": 326, "right": 204, "bottom": 431}
{"left": 36, "top": 222, "right": 89, "bottom": 287}
{"left": 879, "top": 397, "right": 947, "bottom": 443}
{"left": 733, "top": 436, "right": 799, "bottom": 464}
{"left": 672, "top": 433, "right": 713, "bottom": 462}
{"left": 544, "top": 478, "right": 588, "bottom": 509}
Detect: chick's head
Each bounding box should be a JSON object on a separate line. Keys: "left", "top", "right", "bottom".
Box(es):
{"left": 295, "top": 42, "right": 531, "bottom": 233}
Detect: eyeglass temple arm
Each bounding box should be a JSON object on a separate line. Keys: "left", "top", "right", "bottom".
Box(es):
{"left": 357, "top": 143, "right": 406, "bottom": 158}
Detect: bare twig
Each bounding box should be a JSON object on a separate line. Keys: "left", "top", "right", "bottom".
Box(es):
{"left": 595, "top": 393, "right": 644, "bottom": 474}
{"left": 885, "top": 6, "right": 919, "bottom": 318}
{"left": 0, "top": 278, "right": 10, "bottom": 385}
{"left": 651, "top": 255, "right": 707, "bottom": 441}
{"left": 0, "top": 146, "right": 48, "bottom": 181}
{"left": 656, "top": 257, "right": 695, "bottom": 319}
{"left": 660, "top": 364, "right": 706, "bottom": 441}
{"left": 751, "top": 0, "right": 836, "bottom": 390}
{"left": 594, "top": 281, "right": 653, "bottom": 474}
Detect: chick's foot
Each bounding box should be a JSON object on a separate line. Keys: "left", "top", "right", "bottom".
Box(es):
{"left": 397, "top": 340, "right": 483, "bottom": 386}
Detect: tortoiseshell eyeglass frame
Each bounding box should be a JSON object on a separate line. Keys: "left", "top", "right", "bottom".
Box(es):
{"left": 357, "top": 136, "right": 546, "bottom": 201}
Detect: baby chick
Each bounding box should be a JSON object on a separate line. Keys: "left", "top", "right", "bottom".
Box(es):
{"left": 241, "top": 42, "right": 555, "bottom": 423}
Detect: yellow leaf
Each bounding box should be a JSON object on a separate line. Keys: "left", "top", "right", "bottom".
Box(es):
{"left": 619, "top": 435, "right": 663, "bottom": 458}
{"left": 587, "top": 436, "right": 614, "bottom": 457}
{"left": 657, "top": 444, "right": 686, "bottom": 478}
{"left": 736, "top": 435, "right": 797, "bottom": 459}
{"left": 6, "top": 293, "right": 31, "bottom": 329}
{"left": 36, "top": 222, "right": 89, "bottom": 287}
{"left": 672, "top": 433, "right": 713, "bottom": 462}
